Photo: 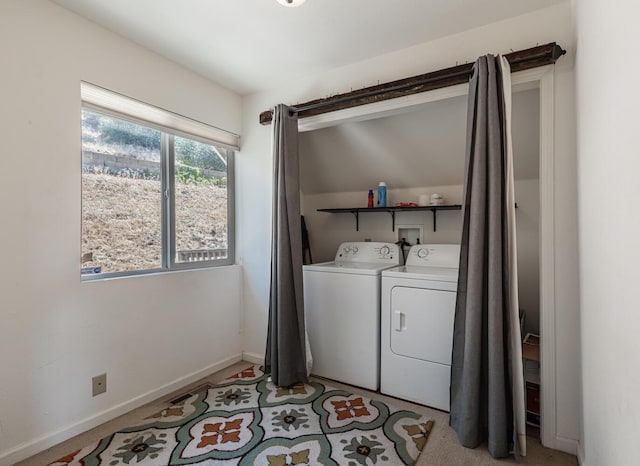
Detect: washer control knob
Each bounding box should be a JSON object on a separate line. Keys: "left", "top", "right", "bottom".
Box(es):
{"left": 380, "top": 245, "right": 390, "bottom": 256}
{"left": 352, "top": 246, "right": 359, "bottom": 254}
{"left": 417, "top": 248, "right": 429, "bottom": 259}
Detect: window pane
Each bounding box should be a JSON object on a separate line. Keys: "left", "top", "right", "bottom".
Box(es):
{"left": 81, "top": 109, "right": 162, "bottom": 274}
{"left": 174, "top": 136, "right": 228, "bottom": 263}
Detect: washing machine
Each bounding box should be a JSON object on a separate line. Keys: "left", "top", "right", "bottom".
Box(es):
{"left": 304, "top": 242, "right": 402, "bottom": 390}
{"left": 380, "top": 244, "right": 460, "bottom": 411}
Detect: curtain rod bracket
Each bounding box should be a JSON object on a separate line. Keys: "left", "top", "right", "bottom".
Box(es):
{"left": 551, "top": 44, "right": 567, "bottom": 60}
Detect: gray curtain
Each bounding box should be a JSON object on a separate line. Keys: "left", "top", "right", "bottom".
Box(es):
{"left": 264, "top": 104, "right": 308, "bottom": 387}
{"left": 449, "top": 55, "right": 523, "bottom": 458}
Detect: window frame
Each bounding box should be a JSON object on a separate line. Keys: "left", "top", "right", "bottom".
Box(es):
{"left": 80, "top": 101, "right": 235, "bottom": 281}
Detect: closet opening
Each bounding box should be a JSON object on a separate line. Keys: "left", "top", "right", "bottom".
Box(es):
{"left": 297, "top": 66, "right": 557, "bottom": 448}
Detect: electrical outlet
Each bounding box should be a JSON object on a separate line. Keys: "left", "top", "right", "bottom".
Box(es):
{"left": 92, "top": 373, "right": 107, "bottom": 396}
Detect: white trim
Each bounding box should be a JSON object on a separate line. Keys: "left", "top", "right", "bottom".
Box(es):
{"left": 0, "top": 353, "right": 243, "bottom": 466}
{"left": 295, "top": 64, "right": 573, "bottom": 455}
{"left": 577, "top": 441, "right": 586, "bottom": 465}
{"left": 511, "top": 65, "right": 553, "bottom": 86}
{"left": 242, "top": 352, "right": 265, "bottom": 365}
{"left": 516, "top": 65, "right": 578, "bottom": 456}
{"left": 298, "top": 83, "right": 468, "bottom": 132}
{"left": 552, "top": 435, "right": 579, "bottom": 457}
{"left": 537, "top": 65, "right": 559, "bottom": 452}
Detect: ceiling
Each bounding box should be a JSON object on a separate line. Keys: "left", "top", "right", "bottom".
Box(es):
{"left": 52, "top": 0, "right": 566, "bottom": 95}
{"left": 300, "top": 88, "right": 540, "bottom": 194}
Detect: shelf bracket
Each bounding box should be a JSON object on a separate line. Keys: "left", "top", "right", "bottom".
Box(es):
{"left": 388, "top": 211, "right": 396, "bottom": 231}
{"left": 351, "top": 211, "right": 359, "bottom": 231}
{"left": 432, "top": 209, "right": 437, "bottom": 232}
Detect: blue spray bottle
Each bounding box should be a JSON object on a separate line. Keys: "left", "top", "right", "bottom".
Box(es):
{"left": 377, "top": 182, "right": 387, "bottom": 207}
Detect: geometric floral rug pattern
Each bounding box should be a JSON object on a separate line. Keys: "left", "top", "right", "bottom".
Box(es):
{"left": 48, "top": 365, "right": 433, "bottom": 466}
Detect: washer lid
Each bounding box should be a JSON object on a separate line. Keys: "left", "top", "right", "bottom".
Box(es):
{"left": 304, "top": 261, "right": 396, "bottom": 275}
{"left": 383, "top": 265, "right": 459, "bottom": 282}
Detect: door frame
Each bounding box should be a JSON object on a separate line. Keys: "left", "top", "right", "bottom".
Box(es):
{"left": 297, "top": 64, "right": 565, "bottom": 453}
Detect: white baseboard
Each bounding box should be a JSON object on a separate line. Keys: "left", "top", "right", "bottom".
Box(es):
{"left": 0, "top": 353, "right": 243, "bottom": 466}
{"left": 242, "top": 352, "right": 264, "bottom": 365}
{"left": 547, "top": 434, "right": 579, "bottom": 457}
{"left": 577, "top": 441, "right": 585, "bottom": 465}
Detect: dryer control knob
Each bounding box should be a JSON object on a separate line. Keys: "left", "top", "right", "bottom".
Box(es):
{"left": 417, "top": 248, "right": 429, "bottom": 259}
{"left": 380, "top": 245, "right": 390, "bottom": 256}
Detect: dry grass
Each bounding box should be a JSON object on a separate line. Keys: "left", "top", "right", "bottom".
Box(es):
{"left": 82, "top": 173, "right": 227, "bottom": 273}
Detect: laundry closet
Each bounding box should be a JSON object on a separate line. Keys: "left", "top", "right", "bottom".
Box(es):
{"left": 298, "top": 86, "right": 542, "bottom": 424}
{"left": 299, "top": 88, "right": 541, "bottom": 337}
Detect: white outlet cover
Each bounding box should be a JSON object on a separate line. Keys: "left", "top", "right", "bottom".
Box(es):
{"left": 92, "top": 373, "right": 107, "bottom": 396}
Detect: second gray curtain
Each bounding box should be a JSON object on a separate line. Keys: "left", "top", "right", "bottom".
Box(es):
{"left": 449, "top": 55, "right": 525, "bottom": 458}
{"left": 264, "top": 104, "right": 308, "bottom": 387}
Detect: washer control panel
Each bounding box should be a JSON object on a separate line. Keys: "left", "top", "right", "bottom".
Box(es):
{"left": 406, "top": 244, "right": 461, "bottom": 267}
{"left": 335, "top": 242, "right": 402, "bottom": 264}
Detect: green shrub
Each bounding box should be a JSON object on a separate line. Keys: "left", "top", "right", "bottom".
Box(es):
{"left": 176, "top": 166, "right": 206, "bottom": 184}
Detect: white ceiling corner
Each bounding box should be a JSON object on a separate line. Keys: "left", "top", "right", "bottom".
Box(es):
{"left": 52, "top": 0, "right": 567, "bottom": 95}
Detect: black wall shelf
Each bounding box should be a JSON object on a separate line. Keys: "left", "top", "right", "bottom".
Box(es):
{"left": 317, "top": 205, "right": 462, "bottom": 232}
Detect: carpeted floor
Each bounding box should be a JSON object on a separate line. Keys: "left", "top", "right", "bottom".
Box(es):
{"left": 18, "top": 362, "right": 578, "bottom": 466}
{"left": 40, "top": 365, "right": 433, "bottom": 465}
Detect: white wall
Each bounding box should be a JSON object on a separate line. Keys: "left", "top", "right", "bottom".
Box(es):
{"left": 575, "top": 1, "right": 640, "bottom": 465}
{"left": 239, "top": 2, "right": 580, "bottom": 453}
{"left": 0, "top": 1, "right": 243, "bottom": 464}
{"left": 298, "top": 89, "right": 540, "bottom": 194}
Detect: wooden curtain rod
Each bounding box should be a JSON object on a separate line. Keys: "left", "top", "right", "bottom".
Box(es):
{"left": 259, "top": 42, "right": 565, "bottom": 125}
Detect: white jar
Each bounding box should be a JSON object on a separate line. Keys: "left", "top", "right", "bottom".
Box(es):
{"left": 430, "top": 193, "right": 444, "bottom": 205}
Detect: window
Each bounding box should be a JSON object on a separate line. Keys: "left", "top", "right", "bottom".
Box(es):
{"left": 80, "top": 83, "right": 237, "bottom": 279}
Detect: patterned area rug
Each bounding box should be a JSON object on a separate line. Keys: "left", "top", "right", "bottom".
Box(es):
{"left": 49, "top": 365, "right": 433, "bottom": 465}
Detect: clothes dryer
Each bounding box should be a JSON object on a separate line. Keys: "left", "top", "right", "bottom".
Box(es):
{"left": 304, "top": 242, "right": 402, "bottom": 390}
{"left": 380, "top": 244, "right": 460, "bottom": 410}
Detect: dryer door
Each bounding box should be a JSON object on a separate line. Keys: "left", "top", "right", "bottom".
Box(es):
{"left": 390, "top": 286, "right": 456, "bottom": 365}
